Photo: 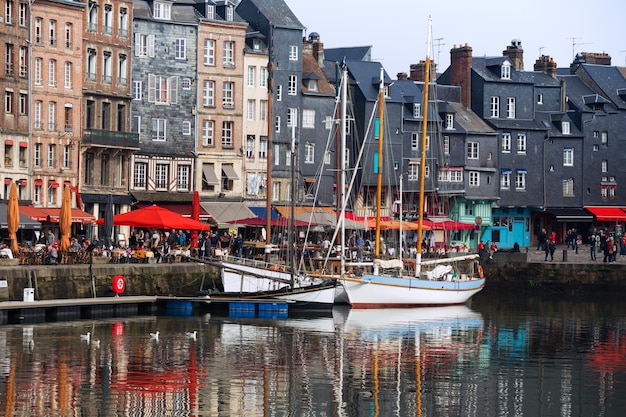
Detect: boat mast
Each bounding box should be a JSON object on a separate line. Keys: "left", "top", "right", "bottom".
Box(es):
{"left": 265, "top": 26, "right": 274, "bottom": 259}
{"left": 374, "top": 66, "right": 385, "bottom": 259}
{"left": 289, "top": 125, "right": 296, "bottom": 287}
{"left": 416, "top": 17, "right": 432, "bottom": 275}
{"left": 340, "top": 65, "right": 348, "bottom": 275}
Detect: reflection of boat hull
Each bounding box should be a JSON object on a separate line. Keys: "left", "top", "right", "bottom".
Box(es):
{"left": 213, "top": 278, "right": 337, "bottom": 309}
{"left": 339, "top": 275, "right": 485, "bottom": 308}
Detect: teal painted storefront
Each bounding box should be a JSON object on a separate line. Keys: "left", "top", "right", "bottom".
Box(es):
{"left": 488, "top": 207, "right": 531, "bottom": 249}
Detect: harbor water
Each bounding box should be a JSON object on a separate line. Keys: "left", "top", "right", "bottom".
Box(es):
{"left": 0, "top": 287, "right": 625, "bottom": 416}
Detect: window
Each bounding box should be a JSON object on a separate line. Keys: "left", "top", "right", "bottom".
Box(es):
{"left": 19, "top": 46, "right": 27, "bottom": 77}
{"left": 100, "top": 154, "right": 110, "bottom": 185}
{"left": 517, "top": 133, "right": 526, "bottom": 153}
{"left": 64, "top": 105, "right": 72, "bottom": 131}
{"left": 62, "top": 23, "right": 71, "bottom": 49}
{"left": 537, "top": 93, "right": 543, "bottom": 104}
{"left": 307, "top": 79, "right": 318, "bottom": 91}
{"left": 260, "top": 67, "right": 267, "bottom": 88}
{"left": 48, "top": 59, "right": 56, "bottom": 87}
{"left": 34, "top": 18, "right": 42, "bottom": 44}
{"left": 500, "top": 169, "right": 511, "bottom": 190}
{"left": 47, "top": 144, "right": 55, "bottom": 167}
{"left": 118, "top": 54, "right": 127, "bottom": 85}
{"left": 134, "top": 162, "right": 147, "bottom": 188}
{"left": 445, "top": 113, "right": 454, "bottom": 129}
{"left": 19, "top": 1, "right": 26, "bottom": 26}
{"left": 34, "top": 143, "right": 41, "bottom": 167}
{"left": 246, "top": 135, "right": 255, "bottom": 158}
{"left": 34, "top": 100, "right": 42, "bottom": 130}
{"left": 19, "top": 93, "right": 27, "bottom": 115}
{"left": 202, "top": 120, "right": 214, "bottom": 146}
{"left": 562, "top": 121, "right": 570, "bottom": 135}
{"left": 247, "top": 100, "right": 255, "bottom": 120}
{"left": 87, "top": 49, "right": 96, "bottom": 80}
{"left": 259, "top": 136, "right": 267, "bottom": 159}
{"left": 104, "top": 4, "right": 113, "bottom": 34}
{"left": 305, "top": 142, "right": 315, "bottom": 164}
{"left": 206, "top": 5, "right": 214, "bottom": 19}
{"left": 601, "top": 131, "right": 608, "bottom": 145}
{"left": 182, "top": 121, "right": 191, "bottom": 136}
{"left": 276, "top": 85, "right": 282, "bottom": 101}
{"left": 413, "top": 103, "right": 421, "bottom": 118}
{"left": 302, "top": 109, "right": 315, "bottom": 128}
{"left": 5, "top": 0, "right": 12, "bottom": 24}
{"left": 288, "top": 75, "right": 297, "bottom": 95}
{"left": 260, "top": 100, "right": 268, "bottom": 121}
{"left": 64, "top": 62, "right": 72, "bottom": 89}
{"left": 84, "top": 152, "right": 93, "bottom": 184}
{"left": 4, "top": 143, "right": 12, "bottom": 165}
{"left": 133, "top": 81, "right": 142, "bottom": 100}
{"left": 225, "top": 5, "right": 233, "bottom": 21}
{"left": 148, "top": 74, "right": 178, "bottom": 104}
{"left": 151, "top": 118, "right": 166, "bottom": 141}
{"left": 500, "top": 133, "right": 511, "bottom": 152}
{"left": 49, "top": 20, "right": 56, "bottom": 46}
{"left": 48, "top": 101, "right": 56, "bottom": 131}
{"left": 34, "top": 58, "right": 42, "bottom": 85}
{"left": 202, "top": 80, "right": 214, "bottom": 106}
{"left": 222, "top": 82, "right": 234, "bottom": 108}
{"left": 247, "top": 66, "right": 255, "bottom": 86}
{"left": 47, "top": 183, "right": 56, "bottom": 205}
{"left": 87, "top": 4, "right": 97, "bottom": 32}
{"left": 443, "top": 135, "right": 450, "bottom": 155}
{"left": 563, "top": 148, "right": 574, "bottom": 166}
{"left": 102, "top": 51, "right": 112, "bottom": 83}
{"left": 275, "top": 116, "right": 280, "bottom": 133}
{"left": 408, "top": 164, "right": 419, "bottom": 181}
{"left": 153, "top": 2, "right": 171, "bottom": 20}
{"left": 177, "top": 165, "right": 190, "bottom": 191}
{"left": 175, "top": 38, "right": 186, "bottom": 60}
{"left": 119, "top": 8, "right": 128, "bottom": 37}
{"left": 563, "top": 179, "right": 574, "bottom": 197}
{"left": 101, "top": 102, "right": 110, "bottom": 130}
{"left": 506, "top": 97, "right": 515, "bottom": 118}
{"left": 467, "top": 142, "right": 479, "bottom": 159}
{"left": 34, "top": 185, "right": 41, "bottom": 204}
{"left": 204, "top": 39, "right": 215, "bottom": 65}
{"left": 438, "top": 168, "right": 463, "bottom": 182}
{"left": 272, "top": 182, "right": 280, "bottom": 201}
{"left": 601, "top": 160, "right": 608, "bottom": 173}
{"left": 274, "top": 144, "right": 279, "bottom": 166}
{"left": 593, "top": 144, "right": 599, "bottom": 152}
{"left": 515, "top": 170, "right": 527, "bottom": 190}
{"left": 223, "top": 41, "right": 234, "bottom": 67}
{"left": 155, "top": 163, "right": 169, "bottom": 190}
{"left": 501, "top": 62, "right": 511, "bottom": 79}
{"left": 287, "top": 108, "right": 297, "bottom": 128}
{"left": 289, "top": 45, "right": 298, "bottom": 61}
{"left": 469, "top": 171, "right": 480, "bottom": 188}
{"left": 4, "top": 91, "right": 13, "bottom": 114}
{"left": 490, "top": 96, "right": 499, "bottom": 118}
{"left": 221, "top": 121, "right": 233, "bottom": 147}
{"left": 135, "top": 34, "right": 155, "bottom": 58}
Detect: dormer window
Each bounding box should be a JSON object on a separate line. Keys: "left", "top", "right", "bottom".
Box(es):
{"left": 501, "top": 61, "right": 511, "bottom": 79}
{"left": 307, "top": 79, "right": 317, "bottom": 91}
{"left": 561, "top": 121, "right": 570, "bottom": 135}
{"left": 226, "top": 6, "right": 233, "bottom": 21}
{"left": 154, "top": 2, "right": 171, "bottom": 20}
{"left": 445, "top": 113, "right": 454, "bottom": 130}
{"left": 253, "top": 38, "right": 260, "bottom": 50}
{"left": 206, "top": 5, "right": 214, "bottom": 19}
{"left": 413, "top": 103, "right": 421, "bottom": 118}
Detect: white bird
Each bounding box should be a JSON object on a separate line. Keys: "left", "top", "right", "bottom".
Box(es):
{"left": 186, "top": 331, "right": 197, "bottom": 340}
{"left": 150, "top": 331, "right": 159, "bottom": 341}
{"left": 80, "top": 332, "right": 91, "bottom": 343}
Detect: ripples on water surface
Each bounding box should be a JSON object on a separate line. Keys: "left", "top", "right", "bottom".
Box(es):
{"left": 0, "top": 288, "right": 625, "bottom": 416}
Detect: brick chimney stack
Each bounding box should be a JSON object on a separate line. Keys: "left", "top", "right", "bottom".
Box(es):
{"left": 503, "top": 39, "right": 524, "bottom": 71}
{"left": 534, "top": 55, "right": 558, "bottom": 79}
{"left": 311, "top": 35, "right": 325, "bottom": 68}
{"left": 579, "top": 52, "right": 612, "bottom": 66}
{"left": 409, "top": 60, "right": 437, "bottom": 82}
{"left": 450, "top": 44, "right": 472, "bottom": 108}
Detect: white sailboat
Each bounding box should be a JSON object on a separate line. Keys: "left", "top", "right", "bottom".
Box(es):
{"left": 335, "top": 19, "right": 486, "bottom": 308}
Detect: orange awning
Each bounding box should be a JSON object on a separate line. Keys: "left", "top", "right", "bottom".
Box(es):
{"left": 20, "top": 206, "right": 96, "bottom": 224}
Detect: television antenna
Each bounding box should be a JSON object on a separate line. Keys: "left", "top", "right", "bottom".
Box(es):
{"left": 568, "top": 37, "right": 591, "bottom": 61}
{"left": 434, "top": 38, "right": 445, "bottom": 65}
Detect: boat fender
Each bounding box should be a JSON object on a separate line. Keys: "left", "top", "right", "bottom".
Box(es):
{"left": 477, "top": 265, "right": 484, "bottom": 278}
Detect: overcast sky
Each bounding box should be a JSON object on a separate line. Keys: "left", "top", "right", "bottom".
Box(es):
{"left": 288, "top": 0, "right": 624, "bottom": 77}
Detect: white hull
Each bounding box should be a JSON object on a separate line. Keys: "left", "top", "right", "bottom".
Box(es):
{"left": 339, "top": 275, "right": 485, "bottom": 308}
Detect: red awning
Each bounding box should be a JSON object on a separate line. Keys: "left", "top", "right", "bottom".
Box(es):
{"left": 3, "top": 179, "right": 11, "bottom": 185}
{"left": 19, "top": 141, "right": 28, "bottom": 147}
{"left": 34, "top": 179, "right": 43, "bottom": 186}
{"left": 20, "top": 206, "right": 96, "bottom": 224}
{"left": 4, "top": 140, "right": 13, "bottom": 145}
{"left": 49, "top": 181, "right": 60, "bottom": 188}
{"left": 584, "top": 206, "right": 626, "bottom": 222}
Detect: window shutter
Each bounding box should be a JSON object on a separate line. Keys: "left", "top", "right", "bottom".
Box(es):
{"left": 147, "top": 74, "right": 155, "bottom": 103}
{"left": 169, "top": 76, "right": 178, "bottom": 104}
{"left": 134, "top": 33, "right": 141, "bottom": 56}
{"left": 148, "top": 35, "right": 155, "bottom": 57}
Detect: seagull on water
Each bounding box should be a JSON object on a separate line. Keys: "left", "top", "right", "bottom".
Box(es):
{"left": 150, "top": 331, "right": 160, "bottom": 341}
{"left": 186, "top": 331, "right": 197, "bottom": 340}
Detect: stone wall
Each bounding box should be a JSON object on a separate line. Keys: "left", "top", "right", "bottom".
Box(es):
{"left": 0, "top": 263, "right": 221, "bottom": 302}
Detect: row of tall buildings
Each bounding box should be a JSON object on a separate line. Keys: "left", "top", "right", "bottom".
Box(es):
{"left": 2, "top": 0, "right": 625, "bottom": 248}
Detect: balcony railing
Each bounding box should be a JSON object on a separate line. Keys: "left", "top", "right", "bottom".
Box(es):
{"left": 83, "top": 129, "right": 139, "bottom": 148}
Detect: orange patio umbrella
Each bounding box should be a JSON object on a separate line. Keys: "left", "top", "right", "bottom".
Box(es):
{"left": 7, "top": 182, "right": 19, "bottom": 253}
{"left": 59, "top": 185, "right": 72, "bottom": 252}
{"left": 189, "top": 191, "right": 200, "bottom": 249}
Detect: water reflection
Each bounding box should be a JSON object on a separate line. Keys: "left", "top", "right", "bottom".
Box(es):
{"left": 0, "top": 291, "right": 625, "bottom": 416}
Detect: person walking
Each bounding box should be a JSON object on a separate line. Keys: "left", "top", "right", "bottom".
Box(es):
{"left": 537, "top": 228, "right": 547, "bottom": 251}
{"left": 590, "top": 233, "right": 597, "bottom": 261}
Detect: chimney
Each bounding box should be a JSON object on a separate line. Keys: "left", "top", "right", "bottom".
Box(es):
{"left": 397, "top": 72, "right": 408, "bottom": 81}
{"left": 503, "top": 39, "right": 524, "bottom": 71}
{"left": 309, "top": 32, "right": 325, "bottom": 67}
{"left": 409, "top": 60, "right": 437, "bottom": 82}
{"left": 534, "top": 55, "right": 557, "bottom": 79}
{"left": 579, "top": 52, "right": 612, "bottom": 66}
{"left": 450, "top": 44, "right": 472, "bottom": 108}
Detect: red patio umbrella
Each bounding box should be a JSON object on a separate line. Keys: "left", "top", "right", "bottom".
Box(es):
{"left": 189, "top": 191, "right": 200, "bottom": 249}
{"left": 96, "top": 205, "right": 211, "bottom": 231}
